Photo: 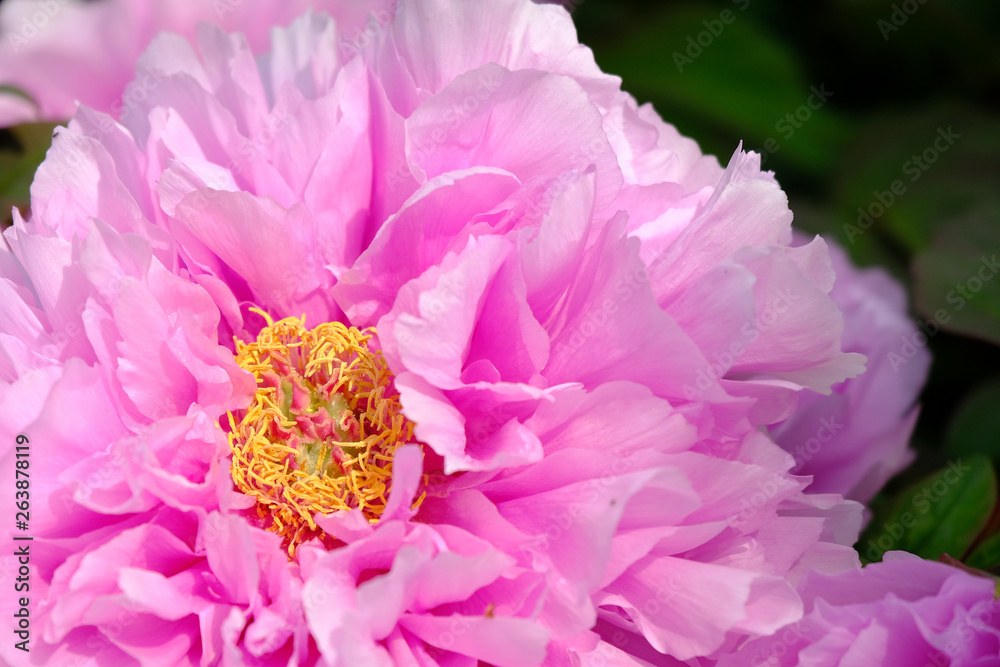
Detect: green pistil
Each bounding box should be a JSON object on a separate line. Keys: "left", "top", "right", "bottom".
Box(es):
{"left": 275, "top": 371, "right": 368, "bottom": 479}
{"left": 295, "top": 392, "right": 359, "bottom": 477}
{"left": 279, "top": 378, "right": 295, "bottom": 418}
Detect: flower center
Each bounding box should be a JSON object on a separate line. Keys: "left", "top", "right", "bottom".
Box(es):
{"left": 227, "top": 309, "right": 423, "bottom": 557}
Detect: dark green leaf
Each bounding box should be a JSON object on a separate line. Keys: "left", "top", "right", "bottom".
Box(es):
{"left": 832, "top": 109, "right": 1000, "bottom": 261}
{"left": 858, "top": 457, "right": 996, "bottom": 563}
{"left": 966, "top": 531, "right": 1000, "bottom": 570}
{"left": 913, "top": 206, "right": 1000, "bottom": 346}
{"left": 946, "top": 379, "right": 1000, "bottom": 461}
{"left": 0, "top": 122, "right": 60, "bottom": 227}
{"left": 584, "top": 3, "right": 851, "bottom": 175}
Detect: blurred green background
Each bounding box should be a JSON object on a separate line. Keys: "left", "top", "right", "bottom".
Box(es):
{"left": 566, "top": 0, "right": 1000, "bottom": 565}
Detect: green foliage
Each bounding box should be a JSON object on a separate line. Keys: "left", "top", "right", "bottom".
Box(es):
{"left": 914, "top": 207, "right": 1000, "bottom": 346}
{"left": 578, "top": 3, "right": 850, "bottom": 177}
{"left": 0, "top": 122, "right": 59, "bottom": 226}
{"left": 967, "top": 531, "right": 1000, "bottom": 570}
{"left": 858, "top": 457, "right": 996, "bottom": 564}
{"left": 946, "top": 380, "right": 1000, "bottom": 461}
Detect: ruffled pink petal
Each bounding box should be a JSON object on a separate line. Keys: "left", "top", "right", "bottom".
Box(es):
{"left": 406, "top": 64, "right": 622, "bottom": 211}
{"left": 598, "top": 556, "right": 799, "bottom": 660}
{"left": 381, "top": 444, "right": 425, "bottom": 522}
{"left": 28, "top": 126, "right": 153, "bottom": 242}
{"left": 543, "top": 217, "right": 744, "bottom": 429}
{"left": 518, "top": 169, "right": 596, "bottom": 324}
{"left": 771, "top": 239, "right": 930, "bottom": 502}
{"left": 203, "top": 512, "right": 260, "bottom": 607}
{"left": 380, "top": 234, "right": 512, "bottom": 390}
{"left": 17, "top": 359, "right": 130, "bottom": 539}
{"left": 171, "top": 191, "right": 331, "bottom": 321}
{"left": 649, "top": 147, "right": 791, "bottom": 305}
{"left": 3, "top": 227, "right": 94, "bottom": 363}
{"left": 730, "top": 241, "right": 866, "bottom": 392}
{"left": 400, "top": 614, "right": 550, "bottom": 667}
{"left": 386, "top": 0, "right": 609, "bottom": 100}
{"left": 336, "top": 168, "right": 520, "bottom": 325}
{"left": 40, "top": 518, "right": 200, "bottom": 643}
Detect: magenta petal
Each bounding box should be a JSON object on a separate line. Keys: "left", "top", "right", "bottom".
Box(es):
{"left": 771, "top": 239, "right": 930, "bottom": 502}
{"left": 204, "top": 513, "right": 260, "bottom": 606}
{"left": 4, "top": 228, "right": 94, "bottom": 363}
{"left": 663, "top": 262, "right": 757, "bottom": 372}
{"left": 496, "top": 468, "right": 659, "bottom": 592}
{"left": 394, "top": 372, "right": 467, "bottom": 471}
{"left": 411, "top": 548, "right": 516, "bottom": 612}
{"left": 407, "top": 64, "right": 623, "bottom": 210}
{"left": 518, "top": 169, "right": 596, "bottom": 323}
{"left": 336, "top": 168, "right": 520, "bottom": 325}
{"left": 111, "top": 268, "right": 249, "bottom": 422}
{"left": 43, "top": 520, "right": 199, "bottom": 643}
{"left": 29, "top": 126, "right": 151, "bottom": 241}
{"left": 732, "top": 244, "right": 857, "bottom": 378}
{"left": 543, "top": 217, "right": 739, "bottom": 419}
{"left": 465, "top": 253, "right": 550, "bottom": 383}
{"left": 400, "top": 613, "right": 550, "bottom": 667}
{"left": 118, "top": 568, "right": 204, "bottom": 621}
{"left": 650, "top": 149, "right": 789, "bottom": 298}
{"left": 18, "top": 358, "right": 129, "bottom": 539}
{"left": 381, "top": 235, "right": 513, "bottom": 390}
{"left": 600, "top": 557, "right": 796, "bottom": 660}
{"left": 381, "top": 444, "right": 424, "bottom": 522}
{"left": 172, "top": 190, "right": 330, "bottom": 321}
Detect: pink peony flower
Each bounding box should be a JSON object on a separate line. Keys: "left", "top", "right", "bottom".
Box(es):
{"left": 0, "top": 0, "right": 391, "bottom": 126}
{"left": 716, "top": 552, "right": 1000, "bottom": 667}
{"left": 1, "top": 2, "right": 871, "bottom": 664}
{"left": 770, "top": 240, "right": 931, "bottom": 503}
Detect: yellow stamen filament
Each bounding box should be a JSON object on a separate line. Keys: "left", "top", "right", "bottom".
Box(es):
{"left": 228, "top": 310, "right": 424, "bottom": 558}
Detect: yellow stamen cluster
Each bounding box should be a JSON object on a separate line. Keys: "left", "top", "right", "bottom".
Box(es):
{"left": 228, "top": 310, "right": 423, "bottom": 557}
